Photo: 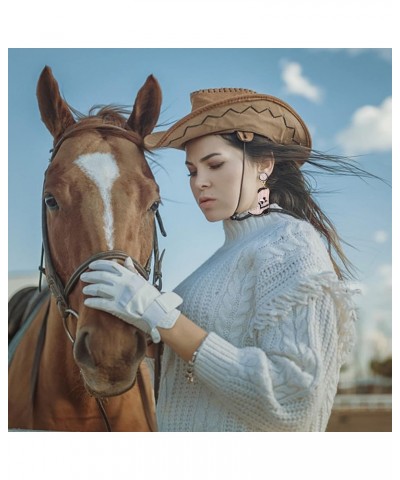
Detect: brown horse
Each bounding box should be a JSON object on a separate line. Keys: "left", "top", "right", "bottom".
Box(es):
{"left": 8, "top": 66, "right": 163, "bottom": 431}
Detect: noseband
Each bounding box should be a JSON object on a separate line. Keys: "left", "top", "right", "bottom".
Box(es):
{"left": 38, "top": 124, "right": 165, "bottom": 431}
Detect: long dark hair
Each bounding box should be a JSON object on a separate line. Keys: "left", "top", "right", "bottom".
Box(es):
{"left": 221, "top": 132, "right": 383, "bottom": 280}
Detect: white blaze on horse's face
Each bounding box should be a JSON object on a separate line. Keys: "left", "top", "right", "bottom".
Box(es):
{"left": 75, "top": 153, "right": 120, "bottom": 250}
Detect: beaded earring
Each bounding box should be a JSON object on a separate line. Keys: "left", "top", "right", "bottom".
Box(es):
{"left": 248, "top": 172, "right": 270, "bottom": 216}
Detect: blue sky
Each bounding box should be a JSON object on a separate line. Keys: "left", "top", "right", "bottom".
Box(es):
{"left": 8, "top": 48, "right": 392, "bottom": 375}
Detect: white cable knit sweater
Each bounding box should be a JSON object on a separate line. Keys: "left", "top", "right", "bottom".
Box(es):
{"left": 156, "top": 205, "right": 357, "bottom": 431}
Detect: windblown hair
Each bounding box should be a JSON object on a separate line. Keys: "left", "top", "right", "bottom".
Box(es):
{"left": 221, "top": 133, "right": 382, "bottom": 280}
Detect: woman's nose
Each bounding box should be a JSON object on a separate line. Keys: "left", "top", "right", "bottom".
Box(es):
{"left": 194, "top": 171, "right": 211, "bottom": 190}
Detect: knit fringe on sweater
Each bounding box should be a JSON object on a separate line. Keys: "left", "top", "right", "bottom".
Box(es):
{"left": 251, "top": 271, "right": 359, "bottom": 365}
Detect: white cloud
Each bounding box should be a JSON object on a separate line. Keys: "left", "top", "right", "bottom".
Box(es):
{"left": 336, "top": 97, "right": 392, "bottom": 154}
{"left": 373, "top": 230, "right": 388, "bottom": 244}
{"left": 281, "top": 62, "right": 322, "bottom": 103}
{"left": 311, "top": 48, "right": 392, "bottom": 63}
{"left": 346, "top": 48, "right": 392, "bottom": 62}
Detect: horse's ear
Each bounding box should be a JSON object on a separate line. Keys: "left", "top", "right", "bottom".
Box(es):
{"left": 127, "top": 75, "right": 162, "bottom": 138}
{"left": 36, "top": 66, "right": 75, "bottom": 141}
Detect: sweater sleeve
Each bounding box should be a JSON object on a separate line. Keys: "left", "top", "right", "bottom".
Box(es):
{"left": 192, "top": 223, "right": 358, "bottom": 431}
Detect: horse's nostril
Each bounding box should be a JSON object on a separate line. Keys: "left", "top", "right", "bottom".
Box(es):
{"left": 74, "top": 330, "right": 95, "bottom": 368}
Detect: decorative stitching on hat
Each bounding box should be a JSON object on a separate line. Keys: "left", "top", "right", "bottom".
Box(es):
{"left": 165, "top": 105, "right": 300, "bottom": 147}
{"left": 190, "top": 88, "right": 256, "bottom": 98}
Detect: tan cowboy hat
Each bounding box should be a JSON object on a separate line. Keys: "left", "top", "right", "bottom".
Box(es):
{"left": 144, "top": 87, "right": 312, "bottom": 153}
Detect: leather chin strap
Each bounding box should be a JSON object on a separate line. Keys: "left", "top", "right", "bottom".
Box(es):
{"left": 230, "top": 140, "right": 248, "bottom": 221}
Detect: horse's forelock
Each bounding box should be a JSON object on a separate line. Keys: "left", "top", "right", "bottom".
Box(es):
{"left": 58, "top": 104, "right": 144, "bottom": 148}
{"left": 88, "top": 105, "right": 132, "bottom": 126}
{"left": 72, "top": 104, "right": 131, "bottom": 125}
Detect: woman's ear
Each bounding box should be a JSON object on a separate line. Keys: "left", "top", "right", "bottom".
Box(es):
{"left": 258, "top": 153, "right": 275, "bottom": 177}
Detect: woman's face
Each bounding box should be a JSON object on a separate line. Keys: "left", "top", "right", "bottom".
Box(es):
{"left": 185, "top": 135, "right": 273, "bottom": 222}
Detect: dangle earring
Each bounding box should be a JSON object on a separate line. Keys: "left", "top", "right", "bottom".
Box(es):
{"left": 248, "top": 172, "right": 270, "bottom": 216}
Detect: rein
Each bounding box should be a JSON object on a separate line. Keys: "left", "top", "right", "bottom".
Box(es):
{"left": 37, "top": 124, "right": 166, "bottom": 432}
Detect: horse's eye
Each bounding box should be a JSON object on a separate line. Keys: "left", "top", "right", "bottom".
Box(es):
{"left": 150, "top": 201, "right": 160, "bottom": 213}
{"left": 44, "top": 194, "right": 59, "bottom": 210}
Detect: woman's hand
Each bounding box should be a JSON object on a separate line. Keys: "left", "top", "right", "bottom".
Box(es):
{"left": 80, "top": 258, "right": 182, "bottom": 343}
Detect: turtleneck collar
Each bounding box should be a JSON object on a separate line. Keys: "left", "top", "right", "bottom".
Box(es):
{"left": 222, "top": 204, "right": 283, "bottom": 244}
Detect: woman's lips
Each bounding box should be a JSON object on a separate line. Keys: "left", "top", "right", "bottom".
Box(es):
{"left": 199, "top": 197, "right": 216, "bottom": 208}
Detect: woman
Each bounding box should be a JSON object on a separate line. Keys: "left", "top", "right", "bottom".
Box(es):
{"left": 81, "top": 88, "right": 359, "bottom": 431}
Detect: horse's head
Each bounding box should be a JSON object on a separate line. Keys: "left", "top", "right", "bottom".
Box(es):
{"left": 36, "top": 66, "right": 162, "bottom": 397}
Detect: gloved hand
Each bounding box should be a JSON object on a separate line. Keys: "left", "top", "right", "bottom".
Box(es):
{"left": 80, "top": 258, "right": 182, "bottom": 343}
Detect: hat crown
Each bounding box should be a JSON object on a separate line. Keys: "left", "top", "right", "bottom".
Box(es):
{"left": 190, "top": 88, "right": 257, "bottom": 111}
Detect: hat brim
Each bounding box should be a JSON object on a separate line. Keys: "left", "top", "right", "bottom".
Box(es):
{"left": 144, "top": 94, "right": 311, "bottom": 153}
{"left": 144, "top": 131, "right": 167, "bottom": 149}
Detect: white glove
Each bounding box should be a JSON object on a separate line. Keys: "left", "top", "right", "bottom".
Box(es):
{"left": 81, "top": 258, "right": 182, "bottom": 343}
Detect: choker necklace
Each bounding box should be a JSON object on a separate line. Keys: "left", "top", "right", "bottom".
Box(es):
{"left": 231, "top": 207, "right": 301, "bottom": 222}
{"left": 231, "top": 206, "right": 270, "bottom": 221}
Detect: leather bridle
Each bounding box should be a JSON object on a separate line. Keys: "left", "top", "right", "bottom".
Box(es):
{"left": 38, "top": 124, "right": 165, "bottom": 431}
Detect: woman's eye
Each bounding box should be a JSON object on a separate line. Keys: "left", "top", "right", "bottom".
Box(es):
{"left": 209, "top": 162, "right": 224, "bottom": 170}
{"left": 44, "top": 194, "right": 59, "bottom": 210}
{"left": 187, "top": 163, "right": 224, "bottom": 177}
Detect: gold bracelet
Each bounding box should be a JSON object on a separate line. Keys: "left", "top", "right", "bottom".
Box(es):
{"left": 185, "top": 335, "right": 208, "bottom": 384}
